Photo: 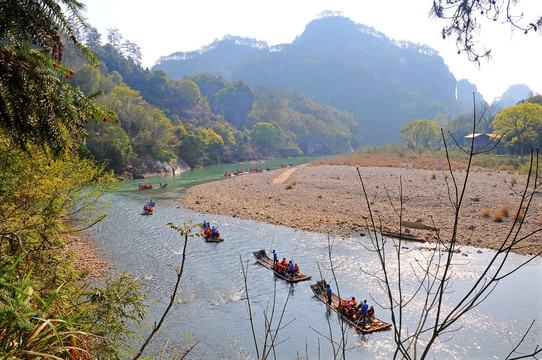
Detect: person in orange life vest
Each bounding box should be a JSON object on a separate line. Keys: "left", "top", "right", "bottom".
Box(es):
{"left": 367, "top": 305, "right": 375, "bottom": 318}
{"left": 282, "top": 258, "right": 288, "bottom": 266}
{"left": 294, "top": 263, "right": 299, "bottom": 274}
{"left": 204, "top": 228, "right": 212, "bottom": 237}
{"left": 340, "top": 300, "right": 350, "bottom": 312}
{"left": 349, "top": 297, "right": 357, "bottom": 307}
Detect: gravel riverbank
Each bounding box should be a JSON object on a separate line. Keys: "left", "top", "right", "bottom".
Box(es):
{"left": 181, "top": 164, "right": 542, "bottom": 256}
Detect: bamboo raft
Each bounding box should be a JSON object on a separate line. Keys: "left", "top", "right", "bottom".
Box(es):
{"left": 381, "top": 230, "right": 425, "bottom": 242}
{"left": 310, "top": 280, "right": 392, "bottom": 334}
{"left": 252, "top": 250, "right": 312, "bottom": 283}
{"left": 201, "top": 227, "right": 224, "bottom": 242}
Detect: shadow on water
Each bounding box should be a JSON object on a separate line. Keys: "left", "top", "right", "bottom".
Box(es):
{"left": 88, "top": 158, "right": 542, "bottom": 359}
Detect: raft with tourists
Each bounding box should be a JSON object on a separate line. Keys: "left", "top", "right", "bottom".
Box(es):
{"left": 310, "top": 280, "right": 392, "bottom": 334}
{"left": 201, "top": 221, "right": 224, "bottom": 242}
{"left": 141, "top": 200, "right": 155, "bottom": 215}
{"left": 252, "top": 249, "right": 311, "bottom": 283}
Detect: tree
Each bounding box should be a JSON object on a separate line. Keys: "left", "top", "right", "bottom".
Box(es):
{"left": 399, "top": 119, "right": 441, "bottom": 151}
{"left": 431, "top": 0, "right": 542, "bottom": 62}
{"left": 0, "top": 0, "right": 114, "bottom": 156}
{"left": 493, "top": 102, "right": 542, "bottom": 157}
{"left": 251, "top": 122, "right": 279, "bottom": 150}
{"left": 107, "top": 28, "right": 124, "bottom": 53}
{"left": 122, "top": 40, "right": 142, "bottom": 65}
{"left": 448, "top": 113, "right": 473, "bottom": 141}
{"left": 213, "top": 80, "right": 254, "bottom": 129}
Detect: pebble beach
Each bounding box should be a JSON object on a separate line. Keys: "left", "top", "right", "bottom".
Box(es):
{"left": 181, "top": 164, "right": 542, "bottom": 256}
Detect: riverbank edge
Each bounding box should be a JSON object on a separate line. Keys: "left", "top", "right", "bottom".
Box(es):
{"left": 63, "top": 233, "right": 112, "bottom": 280}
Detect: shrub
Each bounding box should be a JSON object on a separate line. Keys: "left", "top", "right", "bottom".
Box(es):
{"left": 431, "top": 173, "right": 436, "bottom": 180}
{"left": 480, "top": 207, "right": 491, "bottom": 217}
{"left": 492, "top": 212, "right": 504, "bottom": 222}
{"left": 497, "top": 205, "right": 510, "bottom": 218}
{"left": 513, "top": 206, "right": 525, "bottom": 221}
{"left": 510, "top": 177, "right": 517, "bottom": 187}
{"left": 285, "top": 180, "right": 297, "bottom": 190}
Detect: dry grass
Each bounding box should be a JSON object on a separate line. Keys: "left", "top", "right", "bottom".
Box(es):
{"left": 481, "top": 207, "right": 491, "bottom": 217}
{"left": 492, "top": 212, "right": 504, "bottom": 222}
{"left": 313, "top": 153, "right": 462, "bottom": 170}
{"left": 510, "top": 176, "right": 517, "bottom": 187}
{"left": 513, "top": 206, "right": 525, "bottom": 221}
{"left": 285, "top": 180, "right": 297, "bottom": 190}
{"left": 312, "top": 151, "right": 521, "bottom": 173}
{"left": 497, "top": 205, "right": 510, "bottom": 218}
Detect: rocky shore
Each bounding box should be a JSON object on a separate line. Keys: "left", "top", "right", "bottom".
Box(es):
{"left": 63, "top": 234, "right": 111, "bottom": 280}
{"left": 181, "top": 164, "right": 542, "bottom": 256}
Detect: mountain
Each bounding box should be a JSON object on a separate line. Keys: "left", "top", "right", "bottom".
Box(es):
{"left": 154, "top": 15, "right": 483, "bottom": 145}
{"left": 495, "top": 84, "right": 533, "bottom": 108}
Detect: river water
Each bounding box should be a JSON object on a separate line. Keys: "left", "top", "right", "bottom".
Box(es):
{"left": 87, "top": 158, "right": 542, "bottom": 359}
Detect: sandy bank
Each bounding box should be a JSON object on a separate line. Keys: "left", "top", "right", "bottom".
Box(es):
{"left": 181, "top": 164, "right": 542, "bottom": 256}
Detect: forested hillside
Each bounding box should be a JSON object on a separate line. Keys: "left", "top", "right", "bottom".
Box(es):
{"left": 155, "top": 15, "right": 487, "bottom": 144}
{"left": 63, "top": 29, "right": 360, "bottom": 175}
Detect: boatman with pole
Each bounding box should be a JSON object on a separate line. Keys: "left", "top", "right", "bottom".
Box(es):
{"left": 326, "top": 284, "right": 333, "bottom": 305}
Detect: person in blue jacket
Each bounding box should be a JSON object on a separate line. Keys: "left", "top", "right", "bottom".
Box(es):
{"left": 272, "top": 249, "right": 278, "bottom": 264}
{"left": 326, "top": 284, "right": 333, "bottom": 305}
{"left": 288, "top": 261, "right": 295, "bottom": 276}
{"left": 360, "top": 299, "right": 369, "bottom": 326}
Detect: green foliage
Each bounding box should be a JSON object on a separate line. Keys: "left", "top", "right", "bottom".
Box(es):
{"left": 213, "top": 80, "right": 254, "bottom": 128}
{"left": 399, "top": 119, "right": 441, "bottom": 151}
{"left": 0, "top": 0, "right": 115, "bottom": 157}
{"left": 83, "top": 273, "right": 149, "bottom": 357}
{"left": 0, "top": 263, "right": 97, "bottom": 359}
{"left": 493, "top": 102, "right": 542, "bottom": 157}
{"left": 248, "top": 86, "right": 356, "bottom": 156}
{"left": 251, "top": 122, "right": 279, "bottom": 151}
{"left": 178, "top": 124, "right": 224, "bottom": 167}
{"left": 173, "top": 79, "right": 201, "bottom": 106}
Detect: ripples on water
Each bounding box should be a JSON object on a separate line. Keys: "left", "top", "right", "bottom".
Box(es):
{"left": 88, "top": 163, "right": 541, "bottom": 359}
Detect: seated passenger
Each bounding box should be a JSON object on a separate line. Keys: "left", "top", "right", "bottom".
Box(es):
{"left": 288, "top": 261, "right": 295, "bottom": 276}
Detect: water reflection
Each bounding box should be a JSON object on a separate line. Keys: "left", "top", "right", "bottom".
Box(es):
{"left": 88, "top": 159, "right": 541, "bottom": 359}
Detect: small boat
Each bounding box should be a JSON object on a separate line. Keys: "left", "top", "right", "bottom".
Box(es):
{"left": 138, "top": 183, "right": 153, "bottom": 190}
{"left": 310, "top": 280, "right": 392, "bottom": 334}
{"left": 381, "top": 230, "right": 425, "bottom": 242}
{"left": 201, "top": 226, "right": 224, "bottom": 242}
{"left": 252, "top": 249, "right": 311, "bottom": 283}
{"left": 141, "top": 200, "right": 156, "bottom": 215}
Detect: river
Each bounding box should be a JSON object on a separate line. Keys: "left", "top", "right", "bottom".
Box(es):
{"left": 87, "top": 158, "right": 542, "bottom": 359}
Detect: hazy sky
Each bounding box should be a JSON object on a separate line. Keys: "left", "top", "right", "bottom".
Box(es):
{"left": 84, "top": 0, "right": 541, "bottom": 102}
